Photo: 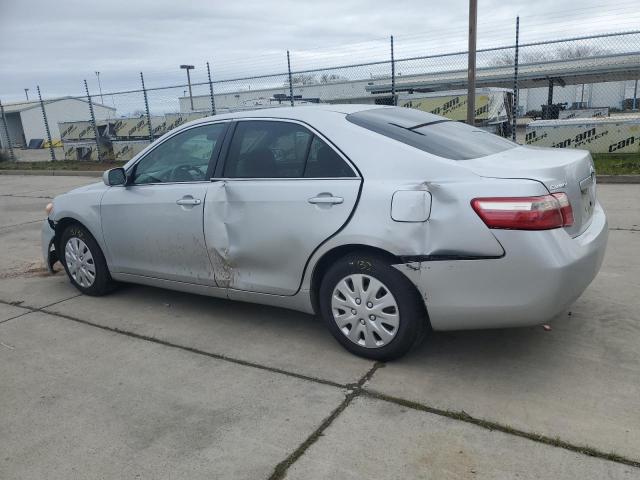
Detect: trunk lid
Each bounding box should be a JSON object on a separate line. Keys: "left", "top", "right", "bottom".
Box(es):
{"left": 464, "top": 146, "right": 596, "bottom": 237}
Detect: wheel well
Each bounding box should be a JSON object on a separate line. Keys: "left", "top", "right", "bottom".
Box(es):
{"left": 53, "top": 217, "right": 89, "bottom": 252}
{"left": 309, "top": 244, "right": 402, "bottom": 314}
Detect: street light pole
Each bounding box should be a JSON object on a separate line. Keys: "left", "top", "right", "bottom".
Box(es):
{"left": 95, "top": 71, "right": 104, "bottom": 104}
{"left": 24, "top": 88, "right": 29, "bottom": 101}
{"left": 466, "top": 0, "right": 478, "bottom": 126}
{"left": 180, "top": 65, "right": 195, "bottom": 111}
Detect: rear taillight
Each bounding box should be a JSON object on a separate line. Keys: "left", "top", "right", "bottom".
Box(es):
{"left": 551, "top": 192, "right": 574, "bottom": 227}
{"left": 471, "top": 193, "right": 574, "bottom": 230}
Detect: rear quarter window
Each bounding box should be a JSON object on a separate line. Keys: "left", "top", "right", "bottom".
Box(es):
{"left": 346, "top": 107, "right": 516, "bottom": 160}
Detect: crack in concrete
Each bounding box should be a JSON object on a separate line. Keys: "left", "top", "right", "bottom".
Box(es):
{"left": 0, "top": 298, "right": 347, "bottom": 390}
{"left": 362, "top": 389, "right": 640, "bottom": 470}
{"left": 609, "top": 227, "right": 640, "bottom": 232}
{"left": 1, "top": 297, "right": 638, "bottom": 470}
{"left": 0, "top": 310, "right": 32, "bottom": 325}
{"left": 0, "top": 193, "right": 53, "bottom": 199}
{"left": 0, "top": 219, "right": 43, "bottom": 231}
{"left": 268, "top": 362, "right": 383, "bottom": 480}
{"left": 0, "top": 294, "right": 83, "bottom": 325}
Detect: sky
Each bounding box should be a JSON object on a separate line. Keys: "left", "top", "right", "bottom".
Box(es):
{"left": 1, "top": 0, "right": 639, "bottom": 102}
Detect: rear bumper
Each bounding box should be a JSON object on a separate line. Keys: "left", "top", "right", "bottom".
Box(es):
{"left": 41, "top": 219, "right": 57, "bottom": 273}
{"left": 394, "top": 202, "right": 608, "bottom": 330}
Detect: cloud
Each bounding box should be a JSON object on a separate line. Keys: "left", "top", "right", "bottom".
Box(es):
{"left": 0, "top": 0, "right": 636, "bottom": 101}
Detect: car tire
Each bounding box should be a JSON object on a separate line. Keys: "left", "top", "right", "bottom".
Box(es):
{"left": 60, "top": 223, "right": 115, "bottom": 296}
{"left": 319, "top": 253, "right": 427, "bottom": 361}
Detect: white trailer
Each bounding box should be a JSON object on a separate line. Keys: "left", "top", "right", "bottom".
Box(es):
{"left": 525, "top": 115, "right": 640, "bottom": 153}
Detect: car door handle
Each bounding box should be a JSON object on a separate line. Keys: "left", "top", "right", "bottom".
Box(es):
{"left": 308, "top": 195, "right": 344, "bottom": 205}
{"left": 176, "top": 197, "right": 201, "bottom": 206}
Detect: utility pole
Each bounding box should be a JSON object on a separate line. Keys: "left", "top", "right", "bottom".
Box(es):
{"left": 95, "top": 71, "right": 104, "bottom": 104}
{"left": 511, "top": 16, "right": 520, "bottom": 142}
{"left": 287, "top": 51, "right": 294, "bottom": 107}
{"left": 24, "top": 88, "right": 29, "bottom": 101}
{"left": 466, "top": 0, "right": 478, "bottom": 126}
{"left": 180, "top": 65, "right": 195, "bottom": 111}
{"left": 390, "top": 35, "right": 396, "bottom": 106}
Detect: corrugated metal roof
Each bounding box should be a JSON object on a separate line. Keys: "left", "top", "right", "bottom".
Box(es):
{"left": 1, "top": 96, "right": 115, "bottom": 114}
{"left": 529, "top": 114, "right": 640, "bottom": 127}
{"left": 366, "top": 53, "right": 640, "bottom": 93}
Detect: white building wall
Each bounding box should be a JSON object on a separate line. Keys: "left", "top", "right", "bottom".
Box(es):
{"left": 19, "top": 99, "right": 115, "bottom": 143}
{"left": 520, "top": 81, "right": 626, "bottom": 112}
{"left": 179, "top": 79, "right": 378, "bottom": 113}
{"left": 178, "top": 78, "right": 630, "bottom": 116}
{"left": 1, "top": 113, "right": 26, "bottom": 146}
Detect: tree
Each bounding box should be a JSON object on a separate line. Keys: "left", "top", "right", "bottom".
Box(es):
{"left": 319, "top": 73, "right": 348, "bottom": 83}
{"left": 489, "top": 44, "right": 608, "bottom": 66}
{"left": 291, "top": 74, "right": 318, "bottom": 85}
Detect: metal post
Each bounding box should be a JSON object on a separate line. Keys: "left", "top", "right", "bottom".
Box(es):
{"left": 0, "top": 99, "right": 16, "bottom": 161}
{"left": 633, "top": 79, "right": 638, "bottom": 111}
{"left": 390, "top": 35, "right": 396, "bottom": 106}
{"left": 37, "top": 86, "right": 55, "bottom": 161}
{"left": 140, "top": 72, "right": 153, "bottom": 143}
{"left": 466, "top": 0, "right": 478, "bottom": 125}
{"left": 186, "top": 69, "right": 193, "bottom": 110}
{"left": 95, "top": 71, "right": 104, "bottom": 104}
{"left": 547, "top": 79, "right": 554, "bottom": 105}
{"left": 287, "top": 50, "right": 294, "bottom": 107}
{"left": 179, "top": 65, "right": 195, "bottom": 111}
{"left": 84, "top": 79, "right": 101, "bottom": 162}
{"left": 207, "top": 61, "right": 216, "bottom": 115}
{"left": 511, "top": 16, "right": 520, "bottom": 141}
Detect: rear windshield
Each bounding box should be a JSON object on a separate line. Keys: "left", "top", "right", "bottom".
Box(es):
{"left": 346, "top": 107, "right": 517, "bottom": 160}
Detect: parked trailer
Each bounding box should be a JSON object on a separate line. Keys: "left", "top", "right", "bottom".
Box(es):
{"left": 398, "top": 88, "right": 513, "bottom": 133}
{"left": 63, "top": 141, "right": 114, "bottom": 161}
{"left": 112, "top": 140, "right": 150, "bottom": 161}
{"left": 525, "top": 115, "right": 640, "bottom": 153}
{"left": 558, "top": 108, "right": 609, "bottom": 120}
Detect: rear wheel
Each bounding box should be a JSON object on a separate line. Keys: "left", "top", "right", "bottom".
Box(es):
{"left": 60, "top": 224, "right": 115, "bottom": 296}
{"left": 319, "top": 253, "right": 427, "bottom": 360}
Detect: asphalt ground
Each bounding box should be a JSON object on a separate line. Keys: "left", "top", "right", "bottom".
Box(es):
{"left": 1, "top": 175, "right": 639, "bottom": 479}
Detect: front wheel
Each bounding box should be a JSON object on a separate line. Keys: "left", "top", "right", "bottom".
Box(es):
{"left": 319, "top": 254, "right": 427, "bottom": 361}
{"left": 60, "top": 224, "right": 115, "bottom": 296}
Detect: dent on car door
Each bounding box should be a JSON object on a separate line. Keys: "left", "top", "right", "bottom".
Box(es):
{"left": 101, "top": 122, "right": 228, "bottom": 284}
{"left": 204, "top": 120, "right": 361, "bottom": 295}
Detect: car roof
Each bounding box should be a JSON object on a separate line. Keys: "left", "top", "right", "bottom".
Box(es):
{"left": 185, "top": 103, "right": 385, "bottom": 126}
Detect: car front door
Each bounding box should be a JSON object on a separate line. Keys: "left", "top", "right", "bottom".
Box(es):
{"left": 101, "top": 122, "right": 228, "bottom": 285}
{"left": 204, "top": 119, "right": 361, "bottom": 295}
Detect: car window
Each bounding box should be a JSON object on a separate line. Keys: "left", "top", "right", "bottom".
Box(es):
{"left": 224, "top": 121, "right": 313, "bottom": 178}
{"left": 304, "top": 136, "right": 355, "bottom": 178}
{"left": 346, "top": 107, "right": 516, "bottom": 160}
{"left": 133, "top": 123, "right": 225, "bottom": 184}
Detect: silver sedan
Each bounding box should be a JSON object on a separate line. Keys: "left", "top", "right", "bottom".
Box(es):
{"left": 42, "top": 105, "right": 608, "bottom": 359}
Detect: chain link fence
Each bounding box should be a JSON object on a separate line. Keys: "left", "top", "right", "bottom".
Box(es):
{"left": 1, "top": 27, "right": 639, "bottom": 162}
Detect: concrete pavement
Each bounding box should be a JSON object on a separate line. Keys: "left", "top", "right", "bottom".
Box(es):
{"left": 1, "top": 175, "right": 639, "bottom": 478}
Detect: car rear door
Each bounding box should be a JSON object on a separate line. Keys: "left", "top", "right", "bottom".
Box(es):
{"left": 101, "top": 122, "right": 228, "bottom": 285}
{"left": 204, "top": 119, "right": 361, "bottom": 295}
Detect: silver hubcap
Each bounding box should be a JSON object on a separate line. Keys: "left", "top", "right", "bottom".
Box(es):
{"left": 64, "top": 237, "right": 96, "bottom": 288}
{"left": 331, "top": 274, "right": 400, "bottom": 349}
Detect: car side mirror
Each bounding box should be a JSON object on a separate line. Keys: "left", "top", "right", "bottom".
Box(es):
{"left": 103, "top": 167, "right": 127, "bottom": 186}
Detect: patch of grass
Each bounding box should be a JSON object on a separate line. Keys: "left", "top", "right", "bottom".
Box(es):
{"left": 593, "top": 152, "right": 640, "bottom": 175}
{"left": 1, "top": 154, "right": 639, "bottom": 175}
{"left": 0, "top": 160, "right": 126, "bottom": 171}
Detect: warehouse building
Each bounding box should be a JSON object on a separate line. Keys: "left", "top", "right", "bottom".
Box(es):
{"left": 0, "top": 97, "right": 115, "bottom": 148}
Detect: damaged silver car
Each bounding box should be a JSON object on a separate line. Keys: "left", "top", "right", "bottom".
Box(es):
{"left": 42, "top": 105, "right": 608, "bottom": 359}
